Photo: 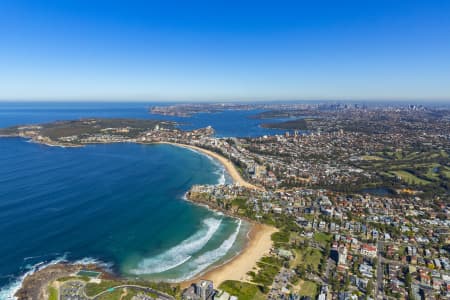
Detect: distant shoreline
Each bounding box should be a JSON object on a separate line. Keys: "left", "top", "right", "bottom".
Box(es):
{"left": 5, "top": 137, "right": 273, "bottom": 292}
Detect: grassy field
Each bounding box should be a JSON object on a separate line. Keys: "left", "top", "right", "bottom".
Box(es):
{"left": 85, "top": 279, "right": 177, "bottom": 298}
{"left": 232, "top": 197, "right": 247, "bottom": 212}
{"left": 47, "top": 286, "right": 58, "bottom": 300}
{"left": 93, "top": 287, "right": 159, "bottom": 300}
{"left": 96, "top": 288, "right": 124, "bottom": 300}
{"left": 390, "top": 170, "right": 431, "bottom": 185}
{"left": 361, "top": 155, "right": 384, "bottom": 161}
{"left": 442, "top": 166, "right": 450, "bottom": 179}
{"left": 251, "top": 257, "right": 282, "bottom": 287}
{"left": 219, "top": 280, "right": 266, "bottom": 300}
{"left": 358, "top": 149, "right": 449, "bottom": 195}
{"left": 122, "top": 289, "right": 138, "bottom": 300}
{"left": 291, "top": 247, "right": 322, "bottom": 272}
{"left": 57, "top": 276, "right": 90, "bottom": 282}
{"left": 313, "top": 232, "right": 332, "bottom": 246}
{"left": 289, "top": 231, "right": 305, "bottom": 244}
{"left": 299, "top": 280, "right": 318, "bottom": 297}
{"left": 394, "top": 151, "right": 403, "bottom": 160}
{"left": 272, "top": 231, "right": 290, "bottom": 244}
{"left": 85, "top": 280, "right": 121, "bottom": 297}
{"left": 424, "top": 163, "right": 441, "bottom": 180}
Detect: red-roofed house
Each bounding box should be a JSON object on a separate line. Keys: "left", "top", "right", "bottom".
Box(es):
{"left": 360, "top": 244, "right": 377, "bottom": 258}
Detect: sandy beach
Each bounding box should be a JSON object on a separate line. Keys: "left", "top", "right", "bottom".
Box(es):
{"left": 182, "top": 223, "right": 277, "bottom": 288}
{"left": 159, "top": 142, "right": 275, "bottom": 287}
{"left": 161, "top": 142, "right": 263, "bottom": 190}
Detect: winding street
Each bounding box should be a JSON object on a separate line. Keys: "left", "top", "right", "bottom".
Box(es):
{"left": 90, "top": 284, "right": 175, "bottom": 300}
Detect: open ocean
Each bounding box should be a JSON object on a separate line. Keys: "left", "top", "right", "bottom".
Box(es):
{"left": 0, "top": 102, "right": 283, "bottom": 299}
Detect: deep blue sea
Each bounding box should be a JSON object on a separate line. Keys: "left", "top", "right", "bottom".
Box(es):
{"left": 0, "top": 102, "right": 282, "bottom": 299}
{"left": 0, "top": 101, "right": 288, "bottom": 137}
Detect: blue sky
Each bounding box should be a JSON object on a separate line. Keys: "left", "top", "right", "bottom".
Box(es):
{"left": 0, "top": 0, "right": 449, "bottom": 101}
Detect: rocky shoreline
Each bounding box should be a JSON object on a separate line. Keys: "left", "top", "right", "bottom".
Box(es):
{"left": 185, "top": 190, "right": 256, "bottom": 224}
{"left": 15, "top": 263, "right": 113, "bottom": 300}
{"left": 5, "top": 119, "right": 269, "bottom": 300}
{"left": 12, "top": 187, "right": 260, "bottom": 300}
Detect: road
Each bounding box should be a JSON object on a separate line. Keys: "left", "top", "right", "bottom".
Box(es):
{"left": 91, "top": 284, "right": 175, "bottom": 300}
{"left": 376, "top": 240, "right": 384, "bottom": 300}
{"left": 324, "top": 258, "right": 335, "bottom": 283}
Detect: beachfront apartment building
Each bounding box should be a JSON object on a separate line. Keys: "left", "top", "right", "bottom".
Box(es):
{"left": 182, "top": 280, "right": 215, "bottom": 300}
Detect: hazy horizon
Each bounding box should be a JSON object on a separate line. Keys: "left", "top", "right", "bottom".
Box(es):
{"left": 1, "top": 99, "right": 449, "bottom": 105}
{"left": 1, "top": 1, "right": 450, "bottom": 101}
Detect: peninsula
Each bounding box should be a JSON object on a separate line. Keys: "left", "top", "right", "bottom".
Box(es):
{"left": 2, "top": 118, "right": 276, "bottom": 300}
{"left": 0, "top": 118, "right": 176, "bottom": 147}
{"left": 3, "top": 102, "right": 450, "bottom": 300}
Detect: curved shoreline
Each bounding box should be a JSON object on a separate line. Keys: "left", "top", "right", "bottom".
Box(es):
{"left": 6, "top": 139, "right": 273, "bottom": 298}
{"left": 157, "top": 142, "right": 275, "bottom": 288}
{"left": 180, "top": 223, "right": 276, "bottom": 288}
{"left": 159, "top": 143, "right": 275, "bottom": 287}
{"left": 157, "top": 142, "right": 263, "bottom": 190}
{"left": 6, "top": 137, "right": 262, "bottom": 190}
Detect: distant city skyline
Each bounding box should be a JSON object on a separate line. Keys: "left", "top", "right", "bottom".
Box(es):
{"left": 1, "top": 0, "right": 450, "bottom": 102}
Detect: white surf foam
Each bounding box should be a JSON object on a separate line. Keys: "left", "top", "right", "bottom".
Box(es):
{"left": 0, "top": 254, "right": 69, "bottom": 300}
{"left": 72, "top": 257, "right": 113, "bottom": 272}
{"left": 0, "top": 254, "right": 112, "bottom": 300}
{"left": 181, "top": 192, "right": 188, "bottom": 201}
{"left": 0, "top": 268, "right": 33, "bottom": 300}
{"left": 216, "top": 168, "right": 226, "bottom": 185}
{"left": 172, "top": 219, "right": 242, "bottom": 282}
{"left": 130, "top": 217, "right": 222, "bottom": 275}
{"left": 193, "top": 219, "right": 241, "bottom": 266}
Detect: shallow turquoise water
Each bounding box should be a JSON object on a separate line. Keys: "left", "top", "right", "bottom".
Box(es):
{"left": 0, "top": 101, "right": 278, "bottom": 299}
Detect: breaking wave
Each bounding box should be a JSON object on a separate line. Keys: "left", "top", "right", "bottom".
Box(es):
{"left": 130, "top": 217, "right": 223, "bottom": 275}
{"left": 0, "top": 254, "right": 68, "bottom": 300}
{"left": 0, "top": 254, "right": 111, "bottom": 300}
{"left": 171, "top": 219, "right": 242, "bottom": 282}
{"left": 215, "top": 167, "right": 226, "bottom": 185}
{"left": 72, "top": 257, "right": 113, "bottom": 272}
